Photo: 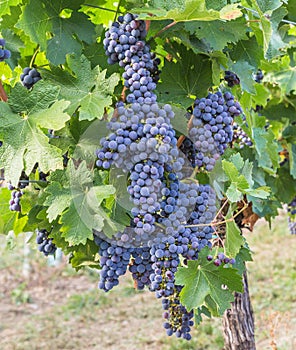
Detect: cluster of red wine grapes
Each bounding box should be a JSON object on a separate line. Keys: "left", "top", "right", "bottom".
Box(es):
{"left": 94, "top": 13, "right": 241, "bottom": 340}
{"left": 224, "top": 70, "right": 240, "bottom": 87}
{"left": 207, "top": 252, "right": 235, "bottom": 266}
{"left": 185, "top": 91, "right": 242, "bottom": 171}
{"left": 8, "top": 184, "right": 23, "bottom": 212}
{"left": 36, "top": 229, "right": 57, "bottom": 256}
{"left": 232, "top": 123, "right": 253, "bottom": 148}
{"left": 0, "top": 38, "right": 11, "bottom": 61}
{"left": 20, "top": 67, "right": 42, "bottom": 89}
{"left": 287, "top": 197, "right": 296, "bottom": 235}
{"left": 7, "top": 172, "right": 29, "bottom": 212}
{"left": 254, "top": 69, "right": 264, "bottom": 83}
{"left": 103, "top": 13, "right": 160, "bottom": 104}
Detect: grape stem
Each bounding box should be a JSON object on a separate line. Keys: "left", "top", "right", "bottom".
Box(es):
{"left": 185, "top": 201, "right": 248, "bottom": 228}
{"left": 152, "top": 21, "right": 177, "bottom": 39}
{"left": 29, "top": 45, "right": 40, "bottom": 68}
{"left": 113, "top": 0, "right": 123, "bottom": 22}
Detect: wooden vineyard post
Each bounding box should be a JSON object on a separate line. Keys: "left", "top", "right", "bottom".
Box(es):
{"left": 222, "top": 269, "right": 256, "bottom": 350}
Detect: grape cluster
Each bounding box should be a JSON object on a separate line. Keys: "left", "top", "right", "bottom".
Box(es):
{"left": 20, "top": 67, "right": 42, "bottom": 89}
{"left": 103, "top": 13, "right": 160, "bottom": 103}
{"left": 0, "top": 38, "right": 11, "bottom": 61}
{"left": 94, "top": 235, "right": 132, "bottom": 291}
{"left": 233, "top": 123, "right": 253, "bottom": 148}
{"left": 129, "top": 246, "right": 153, "bottom": 289}
{"left": 187, "top": 91, "right": 242, "bottom": 171}
{"left": 162, "top": 286, "right": 194, "bottom": 340}
{"left": 36, "top": 229, "right": 57, "bottom": 256}
{"left": 207, "top": 252, "right": 235, "bottom": 266}
{"left": 8, "top": 184, "right": 22, "bottom": 212}
{"left": 224, "top": 71, "right": 240, "bottom": 87}
{"left": 287, "top": 197, "right": 296, "bottom": 235}
{"left": 254, "top": 69, "right": 264, "bottom": 83}
{"left": 94, "top": 12, "right": 241, "bottom": 341}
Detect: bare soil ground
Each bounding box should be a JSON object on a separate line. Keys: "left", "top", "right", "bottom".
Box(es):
{"left": 0, "top": 215, "right": 295, "bottom": 350}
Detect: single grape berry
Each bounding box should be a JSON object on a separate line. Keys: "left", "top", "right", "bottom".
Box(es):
{"left": 207, "top": 255, "right": 213, "bottom": 261}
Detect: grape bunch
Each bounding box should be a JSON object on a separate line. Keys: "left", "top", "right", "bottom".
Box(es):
{"left": 254, "top": 69, "right": 264, "bottom": 83}
{"left": 162, "top": 286, "right": 194, "bottom": 340}
{"left": 94, "top": 12, "right": 241, "bottom": 341}
{"left": 103, "top": 13, "right": 160, "bottom": 103}
{"left": 8, "top": 184, "right": 22, "bottom": 212}
{"left": 287, "top": 197, "right": 296, "bottom": 235}
{"left": 224, "top": 71, "right": 240, "bottom": 87}
{"left": 20, "top": 67, "right": 42, "bottom": 89}
{"left": 186, "top": 91, "right": 242, "bottom": 171}
{"left": 207, "top": 252, "right": 236, "bottom": 266}
{"left": 0, "top": 38, "right": 11, "bottom": 61}
{"left": 129, "top": 246, "right": 154, "bottom": 290}
{"left": 36, "top": 229, "right": 57, "bottom": 256}
{"left": 233, "top": 123, "right": 253, "bottom": 148}
{"left": 94, "top": 235, "right": 132, "bottom": 291}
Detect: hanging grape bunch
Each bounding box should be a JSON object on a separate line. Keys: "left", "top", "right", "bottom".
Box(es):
{"left": 36, "top": 229, "right": 57, "bottom": 256}
{"left": 0, "top": 38, "right": 11, "bottom": 61}
{"left": 94, "top": 13, "right": 243, "bottom": 341}
{"left": 224, "top": 70, "right": 240, "bottom": 87}
{"left": 20, "top": 67, "right": 42, "bottom": 89}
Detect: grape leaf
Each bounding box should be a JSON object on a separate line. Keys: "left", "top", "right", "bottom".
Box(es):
{"left": 185, "top": 17, "right": 247, "bottom": 51}
{"left": 253, "top": 128, "right": 279, "bottom": 173}
{"left": 44, "top": 161, "right": 123, "bottom": 246}
{"left": 265, "top": 7, "right": 288, "bottom": 59}
{"left": 287, "top": 143, "right": 296, "bottom": 179}
{"left": 255, "top": 0, "right": 283, "bottom": 13}
{"left": 0, "top": 0, "right": 22, "bottom": 17}
{"left": 16, "top": 0, "right": 96, "bottom": 65}
{"left": 230, "top": 61, "right": 256, "bottom": 94}
{"left": 41, "top": 55, "right": 119, "bottom": 121}
{"left": 225, "top": 211, "right": 244, "bottom": 258}
{"left": 138, "top": 1, "right": 242, "bottom": 22}
{"left": 0, "top": 83, "right": 70, "bottom": 186}
{"left": 230, "top": 37, "right": 263, "bottom": 69}
{"left": 157, "top": 43, "right": 212, "bottom": 107}
{"left": 175, "top": 248, "right": 243, "bottom": 313}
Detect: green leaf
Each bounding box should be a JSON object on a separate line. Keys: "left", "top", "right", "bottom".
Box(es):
{"left": 287, "top": 143, "right": 296, "bottom": 179}
{"left": 44, "top": 161, "right": 121, "bottom": 246}
{"left": 185, "top": 17, "right": 247, "bottom": 51}
{"left": 222, "top": 160, "right": 250, "bottom": 190}
{"left": 230, "top": 36, "right": 263, "bottom": 69}
{"left": 0, "top": 0, "right": 22, "bottom": 17}
{"left": 255, "top": 0, "right": 283, "bottom": 13}
{"left": 139, "top": 0, "right": 221, "bottom": 21}
{"left": 0, "top": 83, "right": 70, "bottom": 186}
{"left": 233, "top": 246, "right": 253, "bottom": 275}
{"left": 230, "top": 61, "right": 256, "bottom": 94}
{"left": 225, "top": 211, "right": 244, "bottom": 258}
{"left": 253, "top": 128, "right": 279, "bottom": 173}
{"left": 41, "top": 55, "right": 119, "bottom": 120}
{"left": 17, "top": 0, "right": 96, "bottom": 65}
{"left": 175, "top": 248, "right": 243, "bottom": 313}
{"left": 157, "top": 43, "right": 212, "bottom": 107}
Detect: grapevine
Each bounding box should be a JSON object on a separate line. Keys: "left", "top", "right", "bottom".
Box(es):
{"left": 0, "top": 2, "right": 295, "bottom": 349}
